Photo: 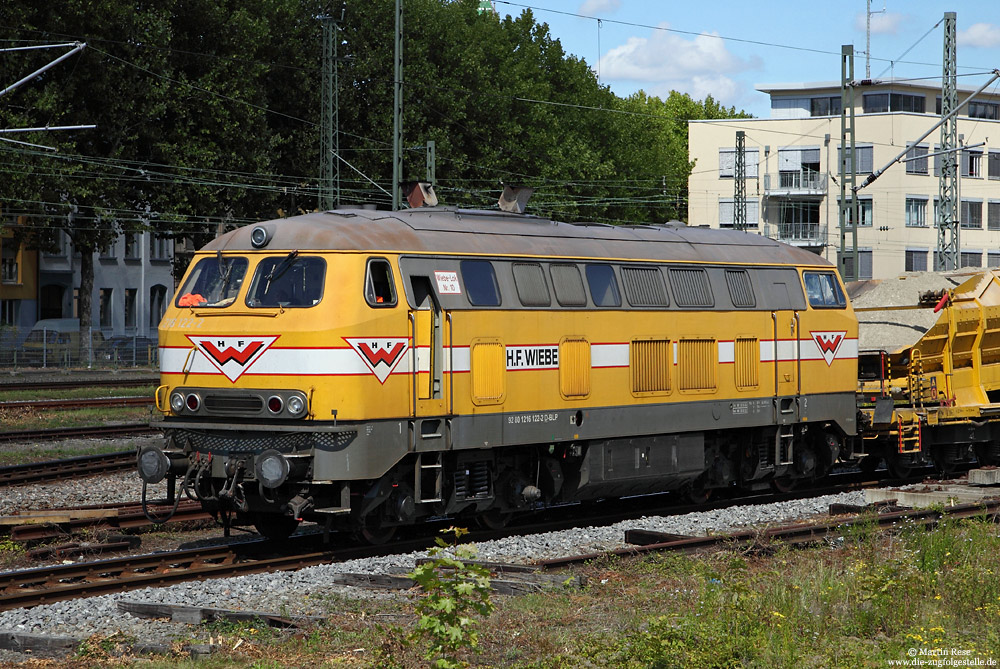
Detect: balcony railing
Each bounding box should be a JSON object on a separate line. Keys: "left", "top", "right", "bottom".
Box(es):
{"left": 764, "top": 171, "right": 828, "bottom": 195}
{"left": 777, "top": 222, "right": 822, "bottom": 243}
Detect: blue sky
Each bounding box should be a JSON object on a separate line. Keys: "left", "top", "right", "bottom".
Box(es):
{"left": 494, "top": 1, "right": 1000, "bottom": 117}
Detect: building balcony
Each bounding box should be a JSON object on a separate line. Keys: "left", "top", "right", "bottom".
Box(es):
{"left": 775, "top": 222, "right": 825, "bottom": 249}
{"left": 764, "top": 171, "right": 828, "bottom": 197}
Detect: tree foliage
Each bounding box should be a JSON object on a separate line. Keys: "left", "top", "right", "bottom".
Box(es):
{"left": 0, "top": 0, "right": 751, "bottom": 315}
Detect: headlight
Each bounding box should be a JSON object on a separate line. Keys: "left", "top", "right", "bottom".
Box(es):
{"left": 185, "top": 393, "right": 201, "bottom": 411}
{"left": 255, "top": 449, "right": 289, "bottom": 488}
{"left": 267, "top": 395, "right": 284, "bottom": 414}
{"left": 170, "top": 392, "right": 184, "bottom": 413}
{"left": 137, "top": 446, "right": 169, "bottom": 484}
{"left": 250, "top": 225, "right": 270, "bottom": 248}
{"left": 287, "top": 395, "right": 305, "bottom": 416}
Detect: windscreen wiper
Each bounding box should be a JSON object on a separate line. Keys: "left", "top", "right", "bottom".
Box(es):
{"left": 264, "top": 250, "right": 299, "bottom": 292}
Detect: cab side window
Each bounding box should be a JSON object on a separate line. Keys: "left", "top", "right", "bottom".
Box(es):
{"left": 803, "top": 271, "right": 846, "bottom": 308}
{"left": 365, "top": 258, "right": 397, "bottom": 307}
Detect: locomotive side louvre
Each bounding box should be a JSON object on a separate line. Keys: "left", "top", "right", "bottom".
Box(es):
{"left": 143, "top": 208, "right": 858, "bottom": 539}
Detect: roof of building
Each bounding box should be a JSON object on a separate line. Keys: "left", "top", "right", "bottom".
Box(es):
{"left": 204, "top": 207, "right": 832, "bottom": 268}
{"left": 757, "top": 77, "right": 1000, "bottom": 98}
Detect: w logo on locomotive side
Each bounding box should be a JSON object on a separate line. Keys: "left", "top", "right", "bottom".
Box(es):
{"left": 188, "top": 335, "right": 279, "bottom": 382}
{"left": 345, "top": 338, "right": 409, "bottom": 384}
{"left": 810, "top": 331, "right": 847, "bottom": 367}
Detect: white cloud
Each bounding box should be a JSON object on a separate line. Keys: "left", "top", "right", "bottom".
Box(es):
{"left": 959, "top": 23, "right": 1000, "bottom": 48}
{"left": 600, "top": 24, "right": 756, "bottom": 83}
{"left": 853, "top": 11, "right": 905, "bottom": 35}
{"left": 578, "top": 0, "right": 620, "bottom": 14}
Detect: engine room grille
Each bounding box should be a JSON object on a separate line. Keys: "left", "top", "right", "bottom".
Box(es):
{"left": 679, "top": 338, "right": 717, "bottom": 392}
{"left": 559, "top": 337, "right": 591, "bottom": 398}
{"left": 203, "top": 394, "right": 264, "bottom": 413}
{"left": 734, "top": 337, "right": 760, "bottom": 390}
{"left": 630, "top": 339, "right": 671, "bottom": 394}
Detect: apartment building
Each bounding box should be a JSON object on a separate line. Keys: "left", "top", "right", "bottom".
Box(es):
{"left": 38, "top": 229, "right": 175, "bottom": 340}
{"left": 688, "top": 79, "right": 1000, "bottom": 279}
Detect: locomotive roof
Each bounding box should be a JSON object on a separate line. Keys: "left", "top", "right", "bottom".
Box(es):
{"left": 205, "top": 207, "right": 831, "bottom": 267}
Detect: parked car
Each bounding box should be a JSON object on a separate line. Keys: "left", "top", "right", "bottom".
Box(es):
{"left": 19, "top": 319, "right": 105, "bottom": 366}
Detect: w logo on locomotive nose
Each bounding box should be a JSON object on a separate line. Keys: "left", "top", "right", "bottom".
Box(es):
{"left": 810, "top": 331, "right": 847, "bottom": 367}
{"left": 345, "top": 338, "right": 409, "bottom": 384}
{"left": 188, "top": 335, "right": 279, "bottom": 382}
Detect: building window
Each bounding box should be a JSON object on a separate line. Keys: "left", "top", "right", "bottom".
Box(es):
{"left": 962, "top": 149, "right": 983, "bottom": 178}
{"left": 777, "top": 201, "right": 821, "bottom": 242}
{"left": 989, "top": 201, "right": 1000, "bottom": 231}
{"left": 43, "top": 231, "right": 69, "bottom": 258}
{"left": 905, "top": 249, "right": 928, "bottom": 272}
{"left": 968, "top": 100, "right": 1000, "bottom": 120}
{"left": 124, "top": 288, "right": 137, "bottom": 329}
{"left": 777, "top": 147, "right": 822, "bottom": 188}
{"left": 100, "top": 288, "right": 114, "bottom": 328}
{"left": 961, "top": 251, "right": 982, "bottom": 268}
{"left": 100, "top": 238, "right": 116, "bottom": 259}
{"left": 863, "top": 92, "right": 925, "bottom": 114}
{"left": 989, "top": 151, "right": 1000, "bottom": 179}
{"left": 905, "top": 144, "right": 928, "bottom": 174}
{"left": 961, "top": 200, "right": 983, "bottom": 229}
{"left": 150, "top": 235, "right": 171, "bottom": 260}
{"left": 1, "top": 240, "right": 19, "bottom": 284}
{"left": 718, "top": 198, "right": 760, "bottom": 229}
{"left": 839, "top": 249, "right": 873, "bottom": 280}
{"left": 905, "top": 198, "right": 927, "bottom": 227}
{"left": 0, "top": 299, "right": 18, "bottom": 326}
{"left": 810, "top": 96, "right": 842, "bottom": 117}
{"left": 839, "top": 198, "right": 873, "bottom": 227}
{"left": 839, "top": 145, "right": 873, "bottom": 174}
{"left": 124, "top": 233, "right": 141, "bottom": 259}
{"left": 989, "top": 252, "right": 1000, "bottom": 268}
{"left": 149, "top": 285, "right": 167, "bottom": 328}
{"left": 718, "top": 148, "right": 759, "bottom": 178}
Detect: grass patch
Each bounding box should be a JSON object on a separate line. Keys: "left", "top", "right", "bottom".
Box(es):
{"left": 0, "top": 443, "right": 131, "bottom": 466}
{"left": 0, "top": 405, "right": 155, "bottom": 431}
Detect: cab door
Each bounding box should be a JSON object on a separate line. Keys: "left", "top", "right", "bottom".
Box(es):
{"left": 769, "top": 278, "right": 801, "bottom": 423}
{"left": 408, "top": 276, "right": 449, "bottom": 419}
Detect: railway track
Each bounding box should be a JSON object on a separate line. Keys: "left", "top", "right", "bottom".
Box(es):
{"left": 0, "top": 377, "right": 158, "bottom": 393}
{"left": 537, "top": 498, "right": 1000, "bottom": 569}
{"left": 2, "top": 500, "right": 212, "bottom": 542}
{"left": 0, "top": 470, "right": 915, "bottom": 612}
{"left": 0, "top": 423, "right": 159, "bottom": 445}
{"left": 0, "top": 484, "right": 991, "bottom": 613}
{"left": 0, "top": 396, "right": 154, "bottom": 411}
{"left": 0, "top": 534, "right": 433, "bottom": 612}
{"left": 0, "top": 450, "right": 139, "bottom": 486}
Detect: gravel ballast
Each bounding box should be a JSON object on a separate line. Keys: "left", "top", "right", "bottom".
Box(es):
{"left": 0, "top": 489, "right": 867, "bottom": 661}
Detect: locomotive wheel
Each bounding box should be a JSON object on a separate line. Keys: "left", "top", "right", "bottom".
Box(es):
{"left": 771, "top": 476, "right": 796, "bottom": 493}
{"left": 976, "top": 443, "right": 1000, "bottom": 467}
{"left": 683, "top": 482, "right": 713, "bottom": 505}
{"left": 475, "top": 509, "right": 513, "bottom": 531}
{"left": 885, "top": 454, "right": 915, "bottom": 479}
{"left": 253, "top": 514, "right": 300, "bottom": 541}
{"left": 360, "top": 519, "right": 397, "bottom": 545}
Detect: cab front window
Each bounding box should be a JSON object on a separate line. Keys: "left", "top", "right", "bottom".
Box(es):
{"left": 246, "top": 253, "right": 326, "bottom": 308}
{"left": 175, "top": 255, "right": 248, "bottom": 308}
{"left": 803, "top": 271, "right": 846, "bottom": 308}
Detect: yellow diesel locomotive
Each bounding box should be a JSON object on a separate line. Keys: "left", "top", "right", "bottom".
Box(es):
{"left": 138, "top": 207, "right": 858, "bottom": 540}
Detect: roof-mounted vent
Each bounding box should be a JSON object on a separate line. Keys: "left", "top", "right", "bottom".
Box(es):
{"left": 498, "top": 184, "right": 533, "bottom": 214}
{"left": 403, "top": 182, "right": 438, "bottom": 208}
